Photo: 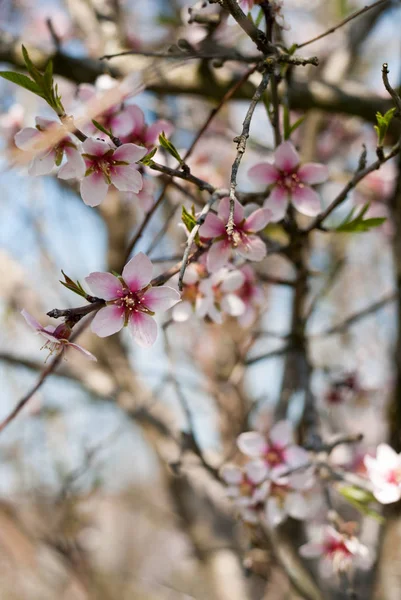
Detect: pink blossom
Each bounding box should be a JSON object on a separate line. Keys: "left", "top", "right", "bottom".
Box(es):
{"left": 364, "top": 443, "right": 401, "bottom": 504}
{"left": 14, "top": 117, "right": 85, "bottom": 179}
{"left": 122, "top": 104, "right": 173, "bottom": 149}
{"left": 236, "top": 265, "right": 264, "bottom": 327}
{"left": 85, "top": 252, "right": 180, "bottom": 347}
{"left": 248, "top": 141, "right": 328, "bottom": 221}
{"left": 199, "top": 197, "right": 271, "bottom": 272}
{"left": 220, "top": 460, "right": 270, "bottom": 524}
{"left": 80, "top": 138, "right": 146, "bottom": 206}
{"left": 21, "top": 310, "right": 96, "bottom": 361}
{"left": 300, "top": 525, "right": 371, "bottom": 573}
{"left": 237, "top": 420, "right": 310, "bottom": 470}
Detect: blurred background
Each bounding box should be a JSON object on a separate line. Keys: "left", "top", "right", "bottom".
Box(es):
{"left": 1, "top": 0, "right": 401, "bottom": 598}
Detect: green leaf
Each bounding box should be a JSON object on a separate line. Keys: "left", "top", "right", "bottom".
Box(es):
{"left": 288, "top": 115, "right": 306, "bottom": 136}
{"left": 21, "top": 45, "right": 43, "bottom": 85}
{"left": 335, "top": 202, "right": 386, "bottom": 233}
{"left": 140, "top": 147, "right": 157, "bottom": 166}
{"left": 92, "top": 119, "right": 112, "bottom": 137}
{"left": 374, "top": 107, "right": 396, "bottom": 145}
{"left": 0, "top": 71, "right": 44, "bottom": 97}
{"left": 43, "top": 60, "right": 54, "bottom": 96}
{"left": 158, "top": 132, "right": 183, "bottom": 163}
{"left": 181, "top": 205, "right": 197, "bottom": 232}
{"left": 59, "top": 271, "right": 88, "bottom": 299}
{"left": 255, "top": 7, "right": 264, "bottom": 27}
{"left": 338, "top": 485, "right": 384, "bottom": 523}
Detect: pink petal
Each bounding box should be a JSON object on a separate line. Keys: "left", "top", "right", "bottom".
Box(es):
{"left": 274, "top": 141, "right": 300, "bottom": 172}
{"left": 21, "top": 309, "right": 42, "bottom": 332}
{"left": 217, "top": 197, "right": 245, "bottom": 224}
{"left": 298, "top": 162, "right": 329, "bottom": 185}
{"left": 113, "top": 143, "right": 147, "bottom": 163}
{"left": 85, "top": 272, "right": 123, "bottom": 300}
{"left": 236, "top": 234, "right": 266, "bottom": 262}
{"left": 14, "top": 127, "right": 40, "bottom": 150}
{"left": 264, "top": 187, "right": 289, "bottom": 222}
{"left": 142, "top": 285, "right": 181, "bottom": 312}
{"left": 206, "top": 239, "right": 232, "bottom": 272}
{"left": 110, "top": 111, "right": 134, "bottom": 137}
{"left": 199, "top": 213, "right": 225, "bottom": 239}
{"left": 245, "top": 459, "right": 269, "bottom": 485}
{"left": 244, "top": 208, "right": 272, "bottom": 232}
{"left": 60, "top": 146, "right": 86, "bottom": 179}
{"left": 237, "top": 431, "right": 266, "bottom": 457}
{"left": 91, "top": 305, "right": 124, "bottom": 337}
{"left": 126, "top": 105, "right": 145, "bottom": 135}
{"left": 265, "top": 496, "right": 286, "bottom": 527}
{"left": 35, "top": 116, "right": 57, "bottom": 129}
{"left": 291, "top": 185, "right": 321, "bottom": 217}
{"left": 80, "top": 172, "right": 109, "bottom": 207}
{"left": 220, "top": 463, "right": 243, "bottom": 485}
{"left": 122, "top": 252, "right": 153, "bottom": 291}
{"left": 146, "top": 120, "right": 174, "bottom": 146}
{"left": 128, "top": 311, "right": 158, "bottom": 347}
{"left": 248, "top": 162, "right": 280, "bottom": 185}
{"left": 77, "top": 84, "right": 96, "bottom": 103}
{"left": 284, "top": 445, "right": 310, "bottom": 469}
{"left": 270, "top": 420, "right": 293, "bottom": 446}
{"left": 111, "top": 165, "right": 143, "bottom": 193}
{"left": 136, "top": 189, "right": 154, "bottom": 212}
{"left": 29, "top": 150, "right": 56, "bottom": 176}
{"left": 68, "top": 343, "right": 97, "bottom": 361}
{"left": 82, "top": 137, "right": 109, "bottom": 156}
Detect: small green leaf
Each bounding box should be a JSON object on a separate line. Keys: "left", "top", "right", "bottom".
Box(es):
{"left": 338, "top": 485, "right": 385, "bottom": 523}
{"left": 43, "top": 60, "right": 54, "bottom": 95}
{"left": 92, "top": 119, "right": 112, "bottom": 137}
{"left": 140, "top": 147, "right": 157, "bottom": 166}
{"left": 288, "top": 115, "right": 306, "bottom": 136}
{"left": 59, "top": 271, "right": 88, "bottom": 299}
{"left": 335, "top": 202, "right": 386, "bottom": 233}
{"left": 374, "top": 107, "right": 396, "bottom": 145}
{"left": 21, "top": 45, "right": 43, "bottom": 85}
{"left": 255, "top": 7, "right": 264, "bottom": 27}
{"left": 158, "top": 132, "right": 183, "bottom": 163}
{"left": 0, "top": 71, "right": 44, "bottom": 97}
{"left": 181, "top": 205, "right": 197, "bottom": 232}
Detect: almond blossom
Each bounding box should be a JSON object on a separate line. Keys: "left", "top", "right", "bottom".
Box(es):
{"left": 300, "top": 525, "right": 371, "bottom": 574}
{"left": 248, "top": 141, "right": 329, "bottom": 221}
{"left": 236, "top": 264, "right": 264, "bottom": 327}
{"left": 237, "top": 420, "right": 310, "bottom": 470}
{"left": 364, "top": 443, "right": 401, "bottom": 504}
{"left": 85, "top": 252, "right": 180, "bottom": 347}
{"left": 220, "top": 460, "right": 269, "bottom": 524}
{"left": 199, "top": 197, "right": 271, "bottom": 272}
{"left": 14, "top": 117, "right": 85, "bottom": 178}
{"left": 21, "top": 310, "right": 96, "bottom": 361}
{"left": 195, "top": 267, "right": 247, "bottom": 324}
{"left": 122, "top": 104, "right": 173, "bottom": 149}
{"left": 80, "top": 138, "right": 146, "bottom": 206}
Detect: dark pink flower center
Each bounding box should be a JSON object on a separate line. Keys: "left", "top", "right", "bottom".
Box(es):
{"left": 111, "top": 286, "right": 154, "bottom": 324}
{"left": 278, "top": 172, "right": 304, "bottom": 192}
{"left": 239, "top": 280, "right": 254, "bottom": 302}
{"left": 83, "top": 150, "right": 128, "bottom": 183}
{"left": 386, "top": 469, "right": 401, "bottom": 485}
{"left": 324, "top": 538, "right": 351, "bottom": 559}
{"left": 264, "top": 444, "right": 285, "bottom": 467}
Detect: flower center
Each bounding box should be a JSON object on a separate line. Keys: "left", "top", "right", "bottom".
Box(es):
{"left": 386, "top": 468, "right": 401, "bottom": 485}
{"left": 112, "top": 287, "right": 154, "bottom": 324}
{"left": 279, "top": 172, "right": 303, "bottom": 192}
{"left": 264, "top": 444, "right": 285, "bottom": 467}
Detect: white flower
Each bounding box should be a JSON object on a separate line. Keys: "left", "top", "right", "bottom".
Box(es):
{"left": 364, "top": 443, "right": 401, "bottom": 504}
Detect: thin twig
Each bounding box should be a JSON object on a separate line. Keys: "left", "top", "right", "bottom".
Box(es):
{"left": 382, "top": 62, "right": 401, "bottom": 115}
{"left": 245, "top": 344, "right": 291, "bottom": 365}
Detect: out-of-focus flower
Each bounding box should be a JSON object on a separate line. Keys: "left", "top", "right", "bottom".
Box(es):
{"left": 199, "top": 197, "right": 271, "bottom": 272}
{"left": 85, "top": 252, "right": 180, "bottom": 347}
{"left": 80, "top": 138, "right": 146, "bottom": 206}
{"left": 196, "top": 267, "right": 246, "bottom": 324}
{"left": 122, "top": 104, "right": 173, "bottom": 149}
{"left": 0, "top": 104, "right": 25, "bottom": 148}
{"left": 364, "top": 443, "right": 401, "bottom": 504}
{"left": 220, "top": 460, "right": 270, "bottom": 524}
{"left": 300, "top": 525, "right": 371, "bottom": 573}
{"left": 21, "top": 310, "right": 96, "bottom": 361}
{"left": 248, "top": 141, "right": 328, "bottom": 220}
{"left": 171, "top": 262, "right": 207, "bottom": 323}
{"left": 237, "top": 420, "right": 309, "bottom": 470}
{"left": 236, "top": 264, "right": 264, "bottom": 327}
{"left": 15, "top": 117, "right": 85, "bottom": 178}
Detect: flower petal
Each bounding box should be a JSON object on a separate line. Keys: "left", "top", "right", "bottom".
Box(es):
{"left": 111, "top": 165, "right": 143, "bottom": 193}
{"left": 376, "top": 443, "right": 400, "bottom": 469}
{"left": 285, "top": 492, "right": 310, "bottom": 520}
{"left": 21, "top": 309, "right": 42, "bottom": 332}
{"left": 29, "top": 150, "right": 56, "bottom": 176}
{"left": 298, "top": 163, "right": 329, "bottom": 185}
{"left": 217, "top": 197, "right": 244, "bottom": 224}
{"left": 63, "top": 145, "right": 86, "bottom": 178}
{"left": 68, "top": 343, "right": 97, "bottom": 361}
{"left": 80, "top": 172, "right": 109, "bottom": 207}
{"left": 206, "top": 239, "right": 232, "bottom": 272}
{"left": 221, "top": 294, "right": 246, "bottom": 317}
{"left": 270, "top": 420, "right": 294, "bottom": 446}
{"left": 126, "top": 104, "right": 145, "bottom": 135}
{"left": 274, "top": 141, "right": 300, "bottom": 172}
{"left": 110, "top": 111, "right": 134, "bottom": 138}
{"left": 199, "top": 213, "right": 225, "bottom": 239}
{"left": 85, "top": 272, "right": 123, "bottom": 300}
{"left": 220, "top": 269, "right": 245, "bottom": 292}
{"left": 284, "top": 445, "right": 310, "bottom": 469}
{"left": 91, "top": 305, "right": 124, "bottom": 337}
{"left": 172, "top": 300, "right": 193, "bottom": 322}
{"left": 299, "top": 542, "right": 324, "bottom": 559}
{"left": 265, "top": 496, "right": 286, "bottom": 527}
{"left": 245, "top": 459, "right": 269, "bottom": 484}
{"left": 14, "top": 127, "right": 40, "bottom": 150}
{"left": 113, "top": 143, "right": 147, "bottom": 163}
{"left": 82, "top": 137, "right": 111, "bottom": 156}
{"left": 237, "top": 431, "right": 266, "bottom": 457}
{"left": 128, "top": 311, "right": 158, "bottom": 347}
{"left": 264, "top": 187, "right": 289, "bottom": 222}
{"left": 146, "top": 120, "right": 174, "bottom": 146}
{"left": 373, "top": 484, "right": 401, "bottom": 504}
{"left": 122, "top": 252, "right": 153, "bottom": 292}
{"left": 220, "top": 463, "right": 243, "bottom": 485}
{"left": 142, "top": 285, "right": 181, "bottom": 312}
{"left": 244, "top": 208, "right": 272, "bottom": 232}
{"left": 291, "top": 185, "right": 321, "bottom": 217}
{"left": 236, "top": 234, "right": 266, "bottom": 262}
{"left": 248, "top": 162, "right": 280, "bottom": 184}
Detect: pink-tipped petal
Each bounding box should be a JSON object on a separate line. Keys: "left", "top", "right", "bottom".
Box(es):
{"left": 291, "top": 185, "right": 321, "bottom": 217}
{"left": 248, "top": 162, "right": 280, "bottom": 184}
{"left": 244, "top": 208, "right": 272, "bottom": 232}
{"left": 206, "top": 239, "right": 232, "bottom": 272}
{"left": 274, "top": 141, "right": 300, "bottom": 172}
{"left": 220, "top": 463, "right": 243, "bottom": 485}
{"left": 80, "top": 172, "right": 109, "bottom": 207}
{"left": 110, "top": 111, "right": 134, "bottom": 137}
{"left": 82, "top": 137, "right": 109, "bottom": 156}
{"left": 128, "top": 311, "right": 158, "bottom": 347}
{"left": 264, "top": 187, "right": 289, "bottom": 222}
{"left": 21, "top": 309, "right": 42, "bottom": 332}
{"left": 270, "top": 420, "right": 294, "bottom": 446}
{"left": 77, "top": 84, "right": 96, "bottom": 103}
{"left": 298, "top": 162, "right": 329, "bottom": 184}
{"left": 218, "top": 197, "right": 245, "bottom": 224}
{"left": 142, "top": 285, "right": 181, "bottom": 312}
{"left": 236, "top": 234, "right": 266, "bottom": 262}
{"left": 63, "top": 146, "right": 86, "bottom": 178}
{"left": 85, "top": 272, "right": 123, "bottom": 300}
{"left": 91, "top": 305, "right": 124, "bottom": 337}
{"left": 237, "top": 431, "right": 266, "bottom": 457}
{"left": 113, "top": 143, "right": 147, "bottom": 163}
{"left": 199, "top": 212, "right": 225, "bottom": 239}
{"left": 68, "top": 343, "right": 97, "bottom": 361}
{"left": 122, "top": 252, "right": 153, "bottom": 291}
{"left": 111, "top": 165, "right": 143, "bottom": 193}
